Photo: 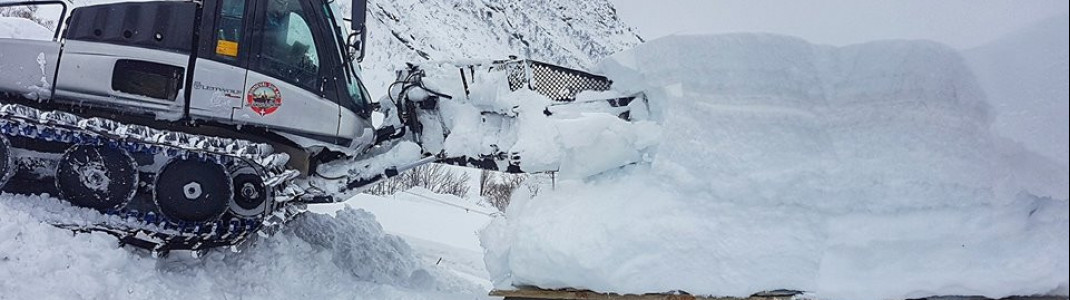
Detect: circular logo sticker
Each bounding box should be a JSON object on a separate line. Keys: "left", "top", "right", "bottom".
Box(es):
{"left": 247, "top": 81, "right": 282, "bottom": 116}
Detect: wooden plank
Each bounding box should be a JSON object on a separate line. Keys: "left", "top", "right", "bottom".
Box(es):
{"left": 489, "top": 288, "right": 797, "bottom": 300}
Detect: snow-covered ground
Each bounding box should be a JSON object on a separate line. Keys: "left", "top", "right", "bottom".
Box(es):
{"left": 481, "top": 33, "right": 1070, "bottom": 300}
{"left": 312, "top": 187, "right": 498, "bottom": 290}
{"left": 0, "top": 191, "right": 496, "bottom": 299}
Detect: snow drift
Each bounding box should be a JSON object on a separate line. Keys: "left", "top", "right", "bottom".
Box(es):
{"left": 481, "top": 33, "right": 1070, "bottom": 300}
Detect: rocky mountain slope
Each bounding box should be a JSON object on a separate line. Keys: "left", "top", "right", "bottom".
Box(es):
{"left": 358, "top": 0, "right": 642, "bottom": 95}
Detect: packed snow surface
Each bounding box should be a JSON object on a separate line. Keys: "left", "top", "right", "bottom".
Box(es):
{"left": 482, "top": 34, "right": 1070, "bottom": 300}
{"left": 0, "top": 193, "right": 491, "bottom": 299}
{"left": 312, "top": 188, "right": 499, "bottom": 290}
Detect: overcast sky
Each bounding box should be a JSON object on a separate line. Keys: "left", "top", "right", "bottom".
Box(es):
{"left": 609, "top": 0, "right": 1069, "bottom": 49}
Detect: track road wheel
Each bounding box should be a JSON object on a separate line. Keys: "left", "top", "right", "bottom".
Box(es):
{"left": 228, "top": 161, "right": 270, "bottom": 218}
{"left": 55, "top": 145, "right": 139, "bottom": 211}
{"left": 0, "top": 136, "right": 14, "bottom": 188}
{"left": 155, "top": 157, "right": 232, "bottom": 223}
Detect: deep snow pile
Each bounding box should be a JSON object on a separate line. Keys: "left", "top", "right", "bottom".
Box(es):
{"left": 0, "top": 193, "right": 488, "bottom": 299}
{"left": 965, "top": 14, "right": 1070, "bottom": 166}
{"left": 481, "top": 34, "right": 1070, "bottom": 300}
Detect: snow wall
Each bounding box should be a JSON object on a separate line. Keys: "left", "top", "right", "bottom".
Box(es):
{"left": 481, "top": 33, "right": 1070, "bottom": 300}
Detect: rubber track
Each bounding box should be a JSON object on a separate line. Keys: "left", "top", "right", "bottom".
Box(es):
{"left": 0, "top": 103, "right": 301, "bottom": 252}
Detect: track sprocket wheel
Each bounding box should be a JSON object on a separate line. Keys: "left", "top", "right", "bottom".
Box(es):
{"left": 55, "top": 145, "right": 139, "bottom": 211}
{"left": 228, "top": 161, "right": 270, "bottom": 217}
{"left": 155, "top": 157, "right": 233, "bottom": 223}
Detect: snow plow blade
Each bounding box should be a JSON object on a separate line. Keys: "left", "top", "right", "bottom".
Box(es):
{"left": 489, "top": 288, "right": 802, "bottom": 300}
{"left": 383, "top": 59, "right": 651, "bottom": 174}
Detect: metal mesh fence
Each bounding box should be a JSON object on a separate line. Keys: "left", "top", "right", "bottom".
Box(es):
{"left": 495, "top": 60, "right": 614, "bottom": 102}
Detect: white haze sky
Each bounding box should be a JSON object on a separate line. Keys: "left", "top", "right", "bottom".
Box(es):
{"left": 610, "top": 0, "right": 1069, "bottom": 49}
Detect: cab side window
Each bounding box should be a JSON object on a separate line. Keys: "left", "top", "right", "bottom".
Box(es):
{"left": 256, "top": 0, "right": 321, "bottom": 92}
{"left": 212, "top": 0, "right": 245, "bottom": 62}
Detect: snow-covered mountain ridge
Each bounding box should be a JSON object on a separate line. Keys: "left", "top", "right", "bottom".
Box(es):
{"left": 365, "top": 0, "right": 640, "bottom": 67}
{"left": 359, "top": 0, "right": 642, "bottom": 95}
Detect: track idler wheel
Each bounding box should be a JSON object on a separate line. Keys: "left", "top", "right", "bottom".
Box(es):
{"left": 55, "top": 145, "right": 139, "bottom": 211}
{"left": 155, "top": 157, "right": 233, "bottom": 223}
{"left": 228, "top": 161, "right": 270, "bottom": 218}
{"left": 0, "top": 136, "right": 14, "bottom": 188}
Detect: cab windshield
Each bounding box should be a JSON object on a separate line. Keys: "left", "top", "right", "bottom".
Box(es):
{"left": 324, "top": 0, "right": 370, "bottom": 113}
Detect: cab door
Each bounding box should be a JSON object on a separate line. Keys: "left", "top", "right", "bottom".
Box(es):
{"left": 188, "top": 0, "right": 251, "bottom": 120}
{"left": 238, "top": 0, "right": 340, "bottom": 140}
